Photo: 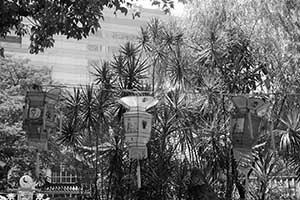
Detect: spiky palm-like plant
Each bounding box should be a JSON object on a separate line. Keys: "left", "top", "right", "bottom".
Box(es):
{"left": 275, "top": 109, "right": 300, "bottom": 154}
{"left": 111, "top": 42, "right": 149, "bottom": 93}
{"left": 248, "top": 151, "right": 284, "bottom": 200}
{"left": 272, "top": 108, "right": 300, "bottom": 183}
{"left": 57, "top": 88, "right": 83, "bottom": 149}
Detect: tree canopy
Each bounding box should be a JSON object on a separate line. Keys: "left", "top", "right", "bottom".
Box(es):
{"left": 0, "top": 0, "right": 174, "bottom": 54}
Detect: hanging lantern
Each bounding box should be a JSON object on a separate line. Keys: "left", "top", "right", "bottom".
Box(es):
{"left": 231, "top": 96, "right": 267, "bottom": 112}
{"left": 23, "top": 87, "right": 60, "bottom": 150}
{"left": 230, "top": 96, "right": 269, "bottom": 153}
{"left": 231, "top": 112, "right": 262, "bottom": 151}
{"left": 119, "top": 96, "right": 158, "bottom": 160}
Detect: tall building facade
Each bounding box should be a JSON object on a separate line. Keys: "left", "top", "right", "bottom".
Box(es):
{"left": 0, "top": 7, "right": 169, "bottom": 84}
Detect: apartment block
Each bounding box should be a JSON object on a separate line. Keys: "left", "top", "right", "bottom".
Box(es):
{"left": 0, "top": 7, "right": 169, "bottom": 85}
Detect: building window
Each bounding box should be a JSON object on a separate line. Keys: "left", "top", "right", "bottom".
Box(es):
{"left": 51, "top": 171, "right": 60, "bottom": 183}
{"left": 99, "top": 45, "right": 105, "bottom": 53}
{"left": 0, "top": 35, "right": 21, "bottom": 44}
{"left": 107, "top": 46, "right": 119, "bottom": 54}
{"left": 111, "top": 32, "right": 138, "bottom": 41}
{"left": 87, "top": 44, "right": 99, "bottom": 51}
{"left": 51, "top": 165, "right": 77, "bottom": 184}
{"left": 94, "top": 30, "right": 103, "bottom": 38}
{"left": 88, "top": 59, "right": 100, "bottom": 67}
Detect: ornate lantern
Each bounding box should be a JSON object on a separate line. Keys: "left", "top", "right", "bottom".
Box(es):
{"left": 119, "top": 96, "right": 158, "bottom": 160}
{"left": 23, "top": 87, "right": 60, "bottom": 150}
{"left": 230, "top": 96, "right": 269, "bottom": 153}
{"left": 119, "top": 95, "right": 158, "bottom": 188}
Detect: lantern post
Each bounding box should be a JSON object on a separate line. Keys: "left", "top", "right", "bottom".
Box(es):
{"left": 230, "top": 95, "right": 270, "bottom": 154}
{"left": 23, "top": 86, "right": 61, "bottom": 179}
{"left": 119, "top": 96, "right": 158, "bottom": 188}
{"left": 230, "top": 95, "right": 270, "bottom": 199}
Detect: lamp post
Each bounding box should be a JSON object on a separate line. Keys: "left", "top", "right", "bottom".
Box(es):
{"left": 230, "top": 95, "right": 270, "bottom": 199}
{"left": 119, "top": 96, "right": 158, "bottom": 188}
{"left": 230, "top": 95, "right": 269, "bottom": 153}
{"left": 23, "top": 86, "right": 60, "bottom": 179}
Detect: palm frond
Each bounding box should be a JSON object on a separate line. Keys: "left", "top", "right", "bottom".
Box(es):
{"left": 93, "top": 61, "right": 116, "bottom": 89}
{"left": 56, "top": 119, "right": 83, "bottom": 148}
{"left": 64, "top": 88, "right": 82, "bottom": 120}
{"left": 137, "top": 27, "right": 152, "bottom": 52}
{"left": 275, "top": 109, "right": 300, "bottom": 154}
{"left": 80, "top": 84, "right": 98, "bottom": 130}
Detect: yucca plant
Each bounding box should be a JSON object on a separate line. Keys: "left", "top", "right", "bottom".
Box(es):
{"left": 57, "top": 88, "right": 83, "bottom": 149}
{"left": 137, "top": 18, "right": 192, "bottom": 93}
{"left": 111, "top": 42, "right": 149, "bottom": 93}
{"left": 248, "top": 151, "right": 285, "bottom": 200}
{"left": 273, "top": 108, "right": 300, "bottom": 155}
{"left": 93, "top": 61, "right": 116, "bottom": 90}
{"left": 271, "top": 107, "right": 300, "bottom": 183}
{"left": 143, "top": 104, "right": 178, "bottom": 200}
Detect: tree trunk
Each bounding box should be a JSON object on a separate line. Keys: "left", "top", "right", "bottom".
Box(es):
{"left": 232, "top": 151, "right": 246, "bottom": 200}
{"left": 235, "top": 179, "right": 246, "bottom": 200}
{"left": 225, "top": 150, "right": 234, "bottom": 200}
{"left": 0, "top": 47, "right": 4, "bottom": 57}
{"left": 95, "top": 128, "right": 99, "bottom": 200}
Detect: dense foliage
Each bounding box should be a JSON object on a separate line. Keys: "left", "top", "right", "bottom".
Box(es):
{"left": 1, "top": 0, "right": 300, "bottom": 200}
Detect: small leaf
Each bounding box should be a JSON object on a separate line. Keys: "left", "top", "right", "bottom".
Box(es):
{"left": 135, "top": 11, "right": 141, "bottom": 18}
{"left": 126, "top": 2, "right": 132, "bottom": 7}
{"left": 120, "top": 7, "right": 128, "bottom": 15}
{"left": 152, "top": 0, "right": 161, "bottom": 6}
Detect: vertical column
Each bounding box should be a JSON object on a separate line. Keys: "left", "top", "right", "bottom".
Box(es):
{"left": 36, "top": 151, "right": 40, "bottom": 179}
